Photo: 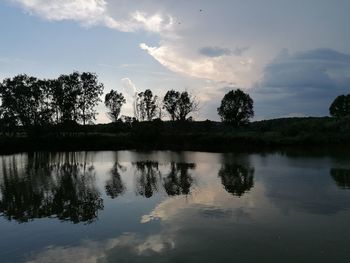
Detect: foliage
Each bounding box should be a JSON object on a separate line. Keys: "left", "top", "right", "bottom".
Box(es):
{"left": 0, "top": 74, "right": 53, "bottom": 127}
{"left": 163, "top": 90, "right": 199, "bottom": 121}
{"left": 135, "top": 89, "right": 158, "bottom": 121}
{"left": 54, "top": 72, "right": 104, "bottom": 125}
{"left": 104, "top": 90, "right": 126, "bottom": 122}
{"left": 0, "top": 72, "right": 104, "bottom": 130}
{"left": 217, "top": 89, "right": 254, "bottom": 126}
{"left": 329, "top": 94, "right": 350, "bottom": 118}
{"left": 79, "top": 72, "right": 104, "bottom": 125}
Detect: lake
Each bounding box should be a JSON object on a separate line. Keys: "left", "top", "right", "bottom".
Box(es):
{"left": 0, "top": 150, "right": 349, "bottom": 263}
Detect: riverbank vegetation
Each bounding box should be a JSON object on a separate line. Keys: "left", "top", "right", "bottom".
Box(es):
{"left": 0, "top": 72, "right": 349, "bottom": 153}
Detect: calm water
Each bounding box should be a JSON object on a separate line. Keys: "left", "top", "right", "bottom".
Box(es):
{"left": 0, "top": 151, "right": 349, "bottom": 263}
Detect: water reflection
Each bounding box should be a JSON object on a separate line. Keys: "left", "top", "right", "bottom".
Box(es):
{"left": 134, "top": 161, "right": 161, "bottom": 198}
{"left": 0, "top": 152, "right": 103, "bottom": 224}
{"left": 1, "top": 151, "right": 350, "bottom": 263}
{"left": 331, "top": 168, "right": 350, "bottom": 189}
{"left": 105, "top": 163, "right": 126, "bottom": 199}
{"left": 163, "top": 163, "right": 195, "bottom": 196}
{"left": 218, "top": 163, "right": 254, "bottom": 197}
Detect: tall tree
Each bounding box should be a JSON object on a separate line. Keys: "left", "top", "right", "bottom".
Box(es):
{"left": 217, "top": 89, "right": 254, "bottom": 127}
{"left": 0, "top": 74, "right": 53, "bottom": 127}
{"left": 163, "top": 90, "right": 199, "bottom": 121}
{"left": 52, "top": 72, "right": 103, "bottom": 124}
{"left": 163, "top": 90, "right": 180, "bottom": 121}
{"left": 329, "top": 94, "right": 350, "bottom": 118}
{"left": 177, "top": 91, "right": 199, "bottom": 121}
{"left": 78, "top": 72, "right": 104, "bottom": 125}
{"left": 136, "top": 89, "right": 158, "bottom": 121}
{"left": 104, "top": 90, "right": 126, "bottom": 122}
{"left": 53, "top": 72, "right": 81, "bottom": 124}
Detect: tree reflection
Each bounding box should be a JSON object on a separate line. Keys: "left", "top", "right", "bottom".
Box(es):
{"left": 331, "top": 168, "right": 350, "bottom": 189}
{"left": 163, "top": 163, "right": 195, "bottom": 196}
{"left": 218, "top": 163, "right": 254, "bottom": 197}
{"left": 105, "top": 163, "right": 126, "bottom": 199}
{"left": 0, "top": 152, "right": 103, "bottom": 224}
{"left": 134, "top": 161, "right": 160, "bottom": 198}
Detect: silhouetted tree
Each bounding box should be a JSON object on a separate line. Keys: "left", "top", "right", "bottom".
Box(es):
{"left": 330, "top": 94, "right": 350, "bottom": 118}
{"left": 331, "top": 168, "right": 350, "bottom": 189}
{"left": 163, "top": 90, "right": 178, "bottom": 121}
{"left": 217, "top": 89, "right": 254, "bottom": 127}
{"left": 78, "top": 72, "right": 104, "bottom": 125}
{"left": 163, "top": 163, "right": 195, "bottom": 196}
{"left": 163, "top": 90, "right": 199, "bottom": 121}
{"left": 218, "top": 163, "right": 254, "bottom": 197}
{"left": 136, "top": 89, "right": 158, "bottom": 121}
{"left": 104, "top": 90, "right": 126, "bottom": 122}
{"left": 105, "top": 163, "right": 126, "bottom": 198}
{"left": 53, "top": 72, "right": 81, "bottom": 123}
{"left": 51, "top": 72, "right": 103, "bottom": 125}
{"left": 134, "top": 161, "right": 160, "bottom": 198}
{"left": 0, "top": 75, "right": 54, "bottom": 128}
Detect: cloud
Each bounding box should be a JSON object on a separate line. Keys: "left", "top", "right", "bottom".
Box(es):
{"left": 120, "top": 78, "right": 137, "bottom": 117}
{"left": 199, "top": 46, "right": 250, "bottom": 57}
{"left": 11, "top": 0, "right": 174, "bottom": 33}
{"left": 253, "top": 48, "right": 350, "bottom": 118}
{"left": 199, "top": 46, "right": 232, "bottom": 57}
{"left": 121, "top": 77, "right": 137, "bottom": 95}
{"left": 140, "top": 43, "right": 255, "bottom": 85}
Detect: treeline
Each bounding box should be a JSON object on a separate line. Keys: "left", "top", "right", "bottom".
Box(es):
{"left": 1, "top": 72, "right": 349, "bottom": 138}
{"left": 0, "top": 72, "right": 104, "bottom": 131}
{"left": 0, "top": 72, "right": 204, "bottom": 134}
{"left": 104, "top": 87, "right": 199, "bottom": 123}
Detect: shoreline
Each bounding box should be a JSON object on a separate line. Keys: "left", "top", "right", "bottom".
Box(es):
{"left": 0, "top": 132, "right": 349, "bottom": 155}
{"left": 1, "top": 117, "right": 349, "bottom": 155}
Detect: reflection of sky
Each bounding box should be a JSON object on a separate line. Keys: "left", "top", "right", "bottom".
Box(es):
{"left": 0, "top": 151, "right": 349, "bottom": 263}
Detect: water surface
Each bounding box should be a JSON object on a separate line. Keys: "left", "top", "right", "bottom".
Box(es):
{"left": 0, "top": 151, "right": 349, "bottom": 263}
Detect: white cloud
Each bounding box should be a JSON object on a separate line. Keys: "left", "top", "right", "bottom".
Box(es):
{"left": 120, "top": 77, "right": 137, "bottom": 117}
{"left": 11, "top": 0, "right": 174, "bottom": 33}
{"left": 140, "top": 43, "right": 256, "bottom": 86}
{"left": 121, "top": 77, "right": 137, "bottom": 95}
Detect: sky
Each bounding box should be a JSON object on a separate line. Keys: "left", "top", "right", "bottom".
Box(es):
{"left": 0, "top": 0, "right": 350, "bottom": 122}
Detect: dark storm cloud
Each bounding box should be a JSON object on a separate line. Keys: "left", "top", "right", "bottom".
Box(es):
{"left": 199, "top": 46, "right": 249, "bottom": 57}
{"left": 252, "top": 48, "right": 350, "bottom": 119}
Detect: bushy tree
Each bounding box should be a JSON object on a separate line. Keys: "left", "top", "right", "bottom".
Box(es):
{"left": 136, "top": 89, "right": 158, "bottom": 121}
{"left": 0, "top": 74, "right": 53, "bottom": 127}
{"left": 217, "top": 89, "right": 254, "bottom": 126}
{"left": 330, "top": 94, "right": 350, "bottom": 118}
{"left": 104, "top": 90, "right": 126, "bottom": 122}
{"left": 53, "top": 72, "right": 81, "bottom": 124}
{"left": 52, "top": 72, "right": 104, "bottom": 124}
{"left": 163, "top": 90, "right": 198, "bottom": 121}
{"left": 79, "top": 72, "right": 104, "bottom": 125}
{"left": 163, "top": 90, "right": 179, "bottom": 121}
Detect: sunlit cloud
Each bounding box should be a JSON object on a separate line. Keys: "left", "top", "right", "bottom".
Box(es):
{"left": 140, "top": 43, "right": 256, "bottom": 86}
{"left": 11, "top": 0, "right": 174, "bottom": 33}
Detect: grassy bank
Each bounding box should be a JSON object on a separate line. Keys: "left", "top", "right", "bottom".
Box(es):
{"left": 0, "top": 116, "right": 349, "bottom": 154}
